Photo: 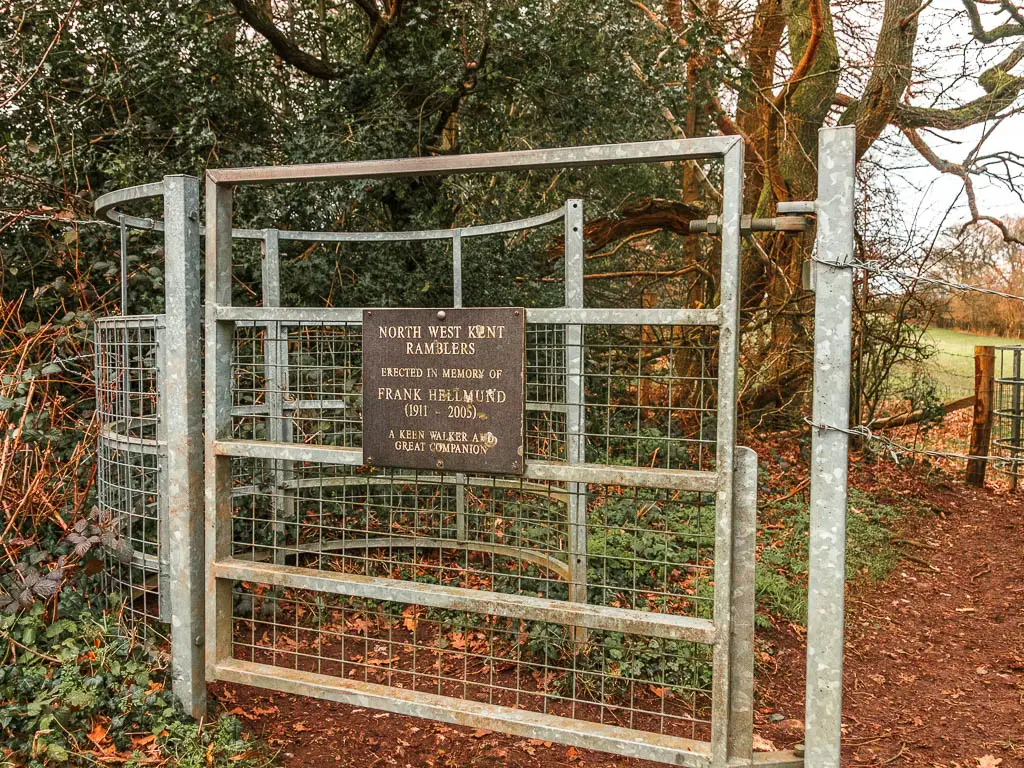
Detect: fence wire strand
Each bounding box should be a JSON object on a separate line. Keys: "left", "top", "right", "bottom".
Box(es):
{"left": 812, "top": 254, "right": 1024, "bottom": 474}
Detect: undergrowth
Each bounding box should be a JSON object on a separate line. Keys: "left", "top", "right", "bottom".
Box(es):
{"left": 0, "top": 590, "right": 270, "bottom": 768}
{"left": 755, "top": 487, "right": 912, "bottom": 627}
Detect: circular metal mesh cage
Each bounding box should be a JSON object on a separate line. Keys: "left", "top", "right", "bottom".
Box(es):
{"left": 95, "top": 314, "right": 168, "bottom": 632}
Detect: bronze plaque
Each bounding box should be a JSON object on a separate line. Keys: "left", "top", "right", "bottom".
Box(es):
{"left": 362, "top": 307, "right": 526, "bottom": 474}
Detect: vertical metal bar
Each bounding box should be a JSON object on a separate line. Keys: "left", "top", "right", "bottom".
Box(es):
{"left": 564, "top": 200, "right": 587, "bottom": 644}
{"left": 1012, "top": 349, "right": 1021, "bottom": 490}
{"left": 452, "top": 231, "right": 463, "bottom": 308}
{"left": 205, "top": 176, "right": 235, "bottom": 683}
{"left": 162, "top": 175, "right": 206, "bottom": 717}
{"left": 119, "top": 215, "right": 129, "bottom": 315}
{"left": 453, "top": 232, "right": 468, "bottom": 541}
{"left": 727, "top": 446, "right": 757, "bottom": 764}
{"left": 262, "top": 230, "right": 291, "bottom": 562}
{"left": 155, "top": 324, "right": 170, "bottom": 624}
{"left": 805, "top": 125, "right": 856, "bottom": 768}
{"left": 710, "top": 138, "right": 744, "bottom": 765}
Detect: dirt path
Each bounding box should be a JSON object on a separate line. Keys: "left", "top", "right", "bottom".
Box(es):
{"left": 758, "top": 465, "right": 1024, "bottom": 767}
{"left": 210, "top": 462, "right": 1024, "bottom": 768}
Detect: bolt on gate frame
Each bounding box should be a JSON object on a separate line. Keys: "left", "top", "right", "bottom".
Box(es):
{"left": 94, "top": 128, "right": 857, "bottom": 768}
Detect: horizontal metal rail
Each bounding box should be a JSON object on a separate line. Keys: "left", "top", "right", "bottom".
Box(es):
{"left": 213, "top": 439, "right": 719, "bottom": 492}
{"left": 214, "top": 558, "right": 715, "bottom": 642}
{"left": 230, "top": 400, "right": 567, "bottom": 417}
{"left": 209, "top": 137, "right": 741, "bottom": 185}
{"left": 214, "top": 660, "right": 802, "bottom": 768}
{"left": 98, "top": 424, "right": 165, "bottom": 456}
{"left": 216, "top": 305, "right": 721, "bottom": 326}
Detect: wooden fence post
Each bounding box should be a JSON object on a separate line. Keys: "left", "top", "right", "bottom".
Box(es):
{"left": 966, "top": 345, "right": 996, "bottom": 487}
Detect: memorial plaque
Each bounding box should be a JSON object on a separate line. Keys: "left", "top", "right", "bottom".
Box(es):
{"left": 362, "top": 307, "right": 526, "bottom": 474}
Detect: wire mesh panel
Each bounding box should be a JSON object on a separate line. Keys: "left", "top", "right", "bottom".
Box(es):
{"left": 229, "top": 583, "right": 715, "bottom": 738}
{"left": 95, "top": 314, "right": 167, "bottom": 629}
{"left": 227, "top": 321, "right": 718, "bottom": 614}
{"left": 994, "top": 345, "right": 1024, "bottom": 486}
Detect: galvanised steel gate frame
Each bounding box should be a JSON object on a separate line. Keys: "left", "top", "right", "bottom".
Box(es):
{"left": 94, "top": 129, "right": 858, "bottom": 768}
{"left": 203, "top": 137, "right": 765, "bottom": 768}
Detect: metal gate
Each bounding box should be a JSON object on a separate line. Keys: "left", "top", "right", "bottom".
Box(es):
{"left": 199, "top": 138, "right": 781, "bottom": 767}
{"left": 95, "top": 133, "right": 861, "bottom": 768}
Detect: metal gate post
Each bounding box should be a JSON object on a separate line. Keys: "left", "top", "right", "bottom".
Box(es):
{"left": 564, "top": 200, "right": 588, "bottom": 645}
{"left": 162, "top": 175, "right": 207, "bottom": 718}
{"left": 727, "top": 446, "right": 757, "bottom": 764}
{"left": 804, "top": 125, "right": 856, "bottom": 767}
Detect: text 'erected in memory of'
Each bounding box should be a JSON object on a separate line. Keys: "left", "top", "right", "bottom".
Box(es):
{"left": 361, "top": 307, "right": 526, "bottom": 473}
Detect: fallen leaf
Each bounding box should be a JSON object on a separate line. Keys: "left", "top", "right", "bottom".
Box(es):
{"left": 402, "top": 606, "right": 419, "bottom": 632}
{"left": 977, "top": 756, "right": 1002, "bottom": 768}
{"left": 87, "top": 722, "right": 108, "bottom": 745}
{"left": 752, "top": 733, "right": 777, "bottom": 752}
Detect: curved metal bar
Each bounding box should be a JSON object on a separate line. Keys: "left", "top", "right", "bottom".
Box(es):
{"left": 266, "top": 472, "right": 570, "bottom": 502}
{"left": 94, "top": 179, "right": 565, "bottom": 243}
{"left": 94, "top": 181, "right": 166, "bottom": 230}
{"left": 236, "top": 536, "right": 571, "bottom": 581}
{"left": 95, "top": 313, "right": 165, "bottom": 328}
{"left": 98, "top": 423, "right": 165, "bottom": 456}
{"left": 266, "top": 206, "right": 566, "bottom": 243}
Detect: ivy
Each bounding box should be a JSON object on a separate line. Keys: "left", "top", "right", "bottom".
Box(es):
{"left": 0, "top": 594, "right": 268, "bottom": 767}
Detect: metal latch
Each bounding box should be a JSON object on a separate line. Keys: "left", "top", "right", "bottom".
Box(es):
{"left": 688, "top": 212, "right": 810, "bottom": 236}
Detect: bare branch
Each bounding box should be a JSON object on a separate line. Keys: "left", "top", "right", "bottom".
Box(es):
{"left": 962, "top": 0, "right": 1024, "bottom": 42}
{"left": 894, "top": 61, "right": 1024, "bottom": 130}
{"left": 423, "top": 40, "right": 490, "bottom": 154}
{"left": 228, "top": 0, "right": 350, "bottom": 79}
{"left": 903, "top": 126, "right": 1024, "bottom": 245}
{"left": 846, "top": 0, "right": 921, "bottom": 156}
{"left": 362, "top": 0, "right": 402, "bottom": 64}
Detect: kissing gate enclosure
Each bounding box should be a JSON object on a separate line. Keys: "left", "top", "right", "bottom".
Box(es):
{"left": 93, "top": 133, "right": 856, "bottom": 768}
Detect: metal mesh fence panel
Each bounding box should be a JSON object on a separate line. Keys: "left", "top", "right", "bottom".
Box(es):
{"left": 994, "top": 345, "right": 1024, "bottom": 482}
{"left": 95, "top": 314, "right": 168, "bottom": 631}
{"left": 220, "top": 316, "right": 720, "bottom": 747}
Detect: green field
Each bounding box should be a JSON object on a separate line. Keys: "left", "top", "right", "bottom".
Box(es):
{"left": 918, "top": 328, "right": 1024, "bottom": 400}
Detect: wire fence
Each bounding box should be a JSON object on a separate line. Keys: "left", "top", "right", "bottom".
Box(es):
{"left": 813, "top": 254, "right": 1024, "bottom": 479}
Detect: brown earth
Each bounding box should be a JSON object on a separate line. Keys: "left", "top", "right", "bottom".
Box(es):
{"left": 208, "top": 452, "right": 1024, "bottom": 768}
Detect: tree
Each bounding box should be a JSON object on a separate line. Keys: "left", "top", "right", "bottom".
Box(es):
{"left": 215, "top": 0, "right": 1024, "bottom": 412}
{"left": 2, "top": 0, "right": 1022, "bottom": 415}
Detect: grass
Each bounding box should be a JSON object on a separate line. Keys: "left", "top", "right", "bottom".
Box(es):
{"left": 918, "top": 327, "right": 1024, "bottom": 400}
